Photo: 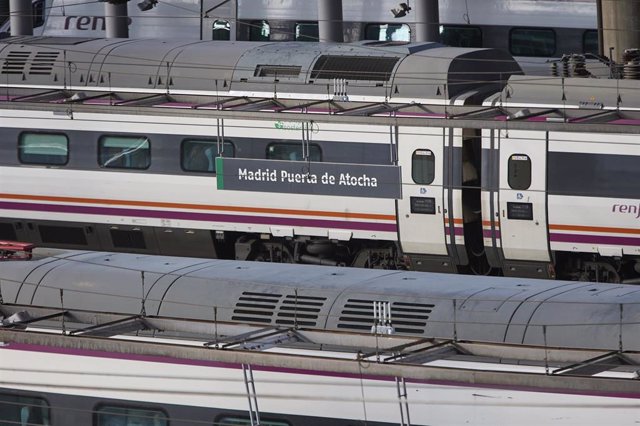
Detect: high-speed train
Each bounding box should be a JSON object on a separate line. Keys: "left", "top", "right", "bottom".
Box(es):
{"left": 3, "top": 250, "right": 640, "bottom": 425}
{"left": 0, "top": 0, "right": 598, "bottom": 65}
{"left": 2, "top": 249, "right": 640, "bottom": 351}
{"left": 0, "top": 36, "right": 638, "bottom": 283}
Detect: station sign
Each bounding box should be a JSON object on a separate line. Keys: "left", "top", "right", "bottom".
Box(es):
{"left": 216, "top": 158, "right": 402, "bottom": 199}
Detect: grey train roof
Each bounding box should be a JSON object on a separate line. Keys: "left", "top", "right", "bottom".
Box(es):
{"left": 500, "top": 75, "right": 640, "bottom": 110}
{"left": 2, "top": 250, "right": 640, "bottom": 352}
{"left": 0, "top": 36, "right": 522, "bottom": 99}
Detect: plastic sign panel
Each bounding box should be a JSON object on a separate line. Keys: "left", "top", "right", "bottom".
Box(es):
{"left": 216, "top": 158, "right": 402, "bottom": 199}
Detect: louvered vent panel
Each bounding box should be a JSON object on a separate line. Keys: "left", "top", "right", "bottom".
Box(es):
{"left": 232, "top": 291, "right": 281, "bottom": 324}
{"left": 254, "top": 65, "right": 302, "bottom": 77}
{"left": 391, "top": 301, "right": 433, "bottom": 334}
{"left": 338, "top": 299, "right": 433, "bottom": 334}
{"left": 29, "top": 51, "right": 60, "bottom": 75}
{"left": 1, "top": 51, "right": 31, "bottom": 75}
{"left": 276, "top": 294, "right": 327, "bottom": 327}
{"left": 310, "top": 55, "right": 399, "bottom": 81}
{"left": 338, "top": 299, "right": 377, "bottom": 331}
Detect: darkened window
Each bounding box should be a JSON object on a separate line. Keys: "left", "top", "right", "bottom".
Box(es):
{"left": 507, "top": 154, "right": 531, "bottom": 190}
{"left": 19, "top": 132, "right": 69, "bottom": 165}
{"left": 216, "top": 416, "right": 290, "bottom": 426}
{"left": 213, "top": 20, "right": 231, "bottom": 40}
{"left": 95, "top": 405, "right": 168, "bottom": 426}
{"left": 0, "top": 223, "right": 17, "bottom": 241}
{"left": 548, "top": 152, "right": 640, "bottom": 198}
{"left": 509, "top": 28, "right": 556, "bottom": 57}
{"left": 267, "top": 142, "right": 321, "bottom": 161}
{"left": 110, "top": 229, "right": 146, "bottom": 249}
{"left": 364, "top": 23, "right": 410, "bottom": 41}
{"left": 181, "top": 139, "right": 235, "bottom": 173}
{"left": 583, "top": 29, "right": 599, "bottom": 55}
{"left": 249, "top": 20, "right": 270, "bottom": 41}
{"left": 0, "top": 393, "right": 50, "bottom": 425}
{"left": 40, "top": 225, "right": 87, "bottom": 245}
{"left": 32, "top": 0, "right": 46, "bottom": 28}
{"left": 295, "top": 22, "right": 318, "bottom": 41}
{"left": 412, "top": 149, "right": 435, "bottom": 184}
{"left": 99, "top": 135, "right": 150, "bottom": 169}
{"left": 440, "top": 25, "right": 482, "bottom": 48}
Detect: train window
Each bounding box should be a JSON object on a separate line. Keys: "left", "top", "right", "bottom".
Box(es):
{"left": 583, "top": 30, "right": 599, "bottom": 54}
{"left": 99, "top": 135, "right": 150, "bottom": 169}
{"left": 0, "top": 393, "right": 50, "bottom": 425}
{"left": 18, "top": 132, "right": 69, "bottom": 165}
{"left": 267, "top": 142, "right": 321, "bottom": 161}
{"left": 440, "top": 25, "right": 482, "bottom": 48}
{"left": 295, "top": 22, "right": 319, "bottom": 41}
{"left": 509, "top": 28, "right": 556, "bottom": 57}
{"left": 32, "top": 0, "right": 45, "bottom": 28}
{"left": 411, "top": 149, "right": 435, "bottom": 185}
{"left": 249, "top": 20, "right": 270, "bottom": 41}
{"left": 213, "top": 20, "right": 231, "bottom": 40}
{"left": 95, "top": 405, "right": 168, "bottom": 426}
{"left": 508, "top": 154, "right": 532, "bottom": 190}
{"left": 181, "top": 139, "right": 235, "bottom": 173}
{"left": 216, "top": 416, "right": 291, "bottom": 426}
{"left": 364, "top": 23, "right": 410, "bottom": 41}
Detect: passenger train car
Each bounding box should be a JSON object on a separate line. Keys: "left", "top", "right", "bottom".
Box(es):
{"left": 4, "top": 249, "right": 640, "bottom": 350}
{"left": 0, "top": 0, "right": 599, "bottom": 73}
{"left": 2, "top": 251, "right": 640, "bottom": 425}
{"left": 0, "top": 36, "right": 638, "bottom": 282}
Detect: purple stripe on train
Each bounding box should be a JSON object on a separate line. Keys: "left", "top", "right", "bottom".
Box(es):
{"left": 551, "top": 233, "right": 640, "bottom": 247}
{"left": 0, "top": 201, "right": 397, "bottom": 233}
{"left": 482, "top": 229, "right": 502, "bottom": 239}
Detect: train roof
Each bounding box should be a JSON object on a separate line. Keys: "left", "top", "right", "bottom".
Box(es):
{"left": 2, "top": 250, "right": 640, "bottom": 352}
{"left": 499, "top": 75, "right": 640, "bottom": 111}
{"left": 0, "top": 36, "right": 521, "bottom": 101}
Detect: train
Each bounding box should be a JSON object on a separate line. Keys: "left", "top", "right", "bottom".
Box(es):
{"left": 2, "top": 250, "right": 640, "bottom": 425}
{"left": 3, "top": 249, "right": 640, "bottom": 351}
{"left": 0, "top": 35, "right": 638, "bottom": 282}
{"left": 0, "top": 0, "right": 599, "bottom": 74}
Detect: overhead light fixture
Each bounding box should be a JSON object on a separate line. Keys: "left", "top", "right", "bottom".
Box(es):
{"left": 137, "top": 0, "right": 158, "bottom": 12}
{"left": 391, "top": 2, "right": 411, "bottom": 18}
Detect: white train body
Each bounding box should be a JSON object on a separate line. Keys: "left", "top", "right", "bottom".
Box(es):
{"left": 2, "top": 251, "right": 640, "bottom": 425}
{"left": 2, "top": 339, "right": 639, "bottom": 426}
{"left": 0, "top": 37, "right": 638, "bottom": 281}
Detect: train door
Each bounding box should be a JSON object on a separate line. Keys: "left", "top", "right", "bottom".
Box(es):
{"left": 497, "top": 130, "right": 552, "bottom": 277}
{"left": 397, "top": 126, "right": 452, "bottom": 271}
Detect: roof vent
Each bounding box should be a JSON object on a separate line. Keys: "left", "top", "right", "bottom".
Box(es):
{"left": 338, "top": 299, "right": 433, "bottom": 334}
{"left": 276, "top": 294, "right": 326, "bottom": 327}
{"left": 2, "top": 51, "right": 31, "bottom": 75}
{"left": 232, "top": 291, "right": 281, "bottom": 324}
{"left": 311, "top": 55, "right": 399, "bottom": 82}
{"left": 29, "top": 51, "right": 60, "bottom": 76}
{"left": 254, "top": 65, "right": 302, "bottom": 78}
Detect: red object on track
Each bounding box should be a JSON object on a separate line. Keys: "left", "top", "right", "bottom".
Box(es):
{"left": 0, "top": 241, "right": 35, "bottom": 260}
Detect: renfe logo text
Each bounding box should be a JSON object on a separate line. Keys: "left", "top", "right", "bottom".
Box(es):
{"left": 612, "top": 203, "right": 640, "bottom": 219}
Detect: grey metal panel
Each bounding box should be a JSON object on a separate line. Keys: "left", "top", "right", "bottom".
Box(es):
{"left": 392, "top": 47, "right": 521, "bottom": 99}
{"left": 232, "top": 41, "right": 406, "bottom": 97}
{"left": 89, "top": 39, "right": 212, "bottom": 91}
{"left": 6, "top": 251, "right": 640, "bottom": 351}
{"left": 506, "top": 75, "right": 640, "bottom": 109}
{"left": 170, "top": 41, "right": 263, "bottom": 91}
